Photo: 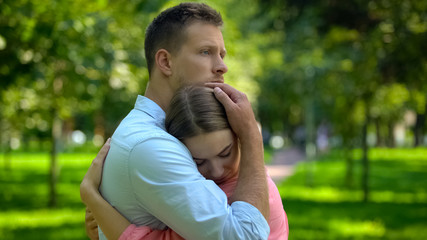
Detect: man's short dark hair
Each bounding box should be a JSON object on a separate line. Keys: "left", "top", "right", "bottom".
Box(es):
{"left": 144, "top": 3, "right": 223, "bottom": 76}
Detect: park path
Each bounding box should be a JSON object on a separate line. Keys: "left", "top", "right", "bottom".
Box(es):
{"left": 266, "top": 147, "right": 306, "bottom": 183}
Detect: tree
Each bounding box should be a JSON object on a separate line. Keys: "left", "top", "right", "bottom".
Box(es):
{"left": 0, "top": 0, "right": 116, "bottom": 206}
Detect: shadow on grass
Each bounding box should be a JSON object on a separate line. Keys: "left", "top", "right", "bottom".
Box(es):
{"left": 279, "top": 148, "right": 427, "bottom": 240}
{"left": 1, "top": 168, "right": 86, "bottom": 210}
{"left": 284, "top": 198, "right": 427, "bottom": 240}
{"left": 369, "top": 159, "right": 427, "bottom": 192}
{"left": 0, "top": 153, "right": 91, "bottom": 240}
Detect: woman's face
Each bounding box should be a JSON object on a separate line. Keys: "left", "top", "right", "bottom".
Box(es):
{"left": 183, "top": 129, "right": 240, "bottom": 185}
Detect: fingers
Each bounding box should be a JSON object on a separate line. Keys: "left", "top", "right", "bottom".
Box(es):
{"left": 95, "top": 138, "right": 111, "bottom": 164}
{"left": 205, "top": 82, "right": 236, "bottom": 96}
{"left": 205, "top": 82, "right": 246, "bottom": 103}
{"left": 80, "top": 138, "right": 111, "bottom": 203}
{"left": 85, "top": 208, "right": 95, "bottom": 222}
{"left": 213, "top": 87, "right": 236, "bottom": 110}
{"left": 91, "top": 138, "right": 111, "bottom": 167}
{"left": 85, "top": 208, "right": 99, "bottom": 240}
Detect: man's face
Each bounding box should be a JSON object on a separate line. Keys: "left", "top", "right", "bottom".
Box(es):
{"left": 170, "top": 22, "right": 228, "bottom": 88}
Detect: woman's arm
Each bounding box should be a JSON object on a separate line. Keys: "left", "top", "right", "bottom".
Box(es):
{"left": 80, "top": 139, "right": 185, "bottom": 240}
{"left": 80, "top": 139, "right": 131, "bottom": 240}
{"left": 85, "top": 207, "right": 99, "bottom": 240}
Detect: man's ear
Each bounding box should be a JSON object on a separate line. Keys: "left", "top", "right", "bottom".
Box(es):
{"left": 155, "top": 49, "right": 172, "bottom": 76}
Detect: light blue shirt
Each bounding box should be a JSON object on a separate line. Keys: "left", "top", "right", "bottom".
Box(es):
{"left": 99, "top": 95, "right": 269, "bottom": 240}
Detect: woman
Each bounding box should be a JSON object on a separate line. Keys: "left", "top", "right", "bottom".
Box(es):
{"left": 81, "top": 85, "right": 289, "bottom": 239}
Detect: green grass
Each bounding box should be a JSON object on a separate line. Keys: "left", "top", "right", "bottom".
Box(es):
{"left": 0, "top": 152, "right": 95, "bottom": 240}
{"left": 1, "top": 148, "right": 426, "bottom": 239}
{"left": 277, "top": 148, "right": 427, "bottom": 240}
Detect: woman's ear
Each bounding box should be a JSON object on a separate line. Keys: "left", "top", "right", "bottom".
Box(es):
{"left": 155, "top": 49, "right": 172, "bottom": 76}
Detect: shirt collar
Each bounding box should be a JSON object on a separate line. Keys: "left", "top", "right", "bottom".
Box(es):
{"left": 134, "top": 95, "right": 166, "bottom": 129}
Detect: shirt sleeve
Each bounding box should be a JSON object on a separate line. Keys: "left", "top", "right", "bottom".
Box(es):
{"left": 128, "top": 136, "right": 270, "bottom": 240}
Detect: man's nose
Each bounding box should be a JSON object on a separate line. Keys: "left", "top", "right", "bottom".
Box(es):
{"left": 213, "top": 56, "right": 228, "bottom": 75}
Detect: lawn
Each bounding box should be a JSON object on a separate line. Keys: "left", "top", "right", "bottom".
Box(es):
{"left": 278, "top": 148, "right": 427, "bottom": 240}
{"left": 0, "top": 152, "right": 94, "bottom": 239}
{"left": 1, "top": 148, "right": 426, "bottom": 239}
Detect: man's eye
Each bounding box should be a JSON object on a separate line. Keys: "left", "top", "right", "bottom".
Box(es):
{"left": 201, "top": 50, "right": 209, "bottom": 55}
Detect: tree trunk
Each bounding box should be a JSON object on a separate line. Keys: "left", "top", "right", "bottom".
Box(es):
{"left": 48, "top": 109, "right": 62, "bottom": 208}
{"left": 0, "top": 118, "right": 11, "bottom": 171}
{"left": 4, "top": 136, "right": 11, "bottom": 171}
{"left": 362, "top": 113, "right": 370, "bottom": 202}
{"left": 94, "top": 112, "right": 107, "bottom": 141}
{"left": 387, "top": 121, "right": 395, "bottom": 148}
{"left": 414, "top": 102, "right": 426, "bottom": 147}
{"left": 305, "top": 95, "right": 316, "bottom": 187}
{"left": 22, "top": 133, "right": 30, "bottom": 151}
{"left": 375, "top": 118, "right": 383, "bottom": 147}
{"left": 414, "top": 113, "right": 424, "bottom": 146}
{"left": 344, "top": 145, "right": 354, "bottom": 188}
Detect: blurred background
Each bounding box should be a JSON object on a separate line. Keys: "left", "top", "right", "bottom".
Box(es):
{"left": 1, "top": 0, "right": 426, "bottom": 239}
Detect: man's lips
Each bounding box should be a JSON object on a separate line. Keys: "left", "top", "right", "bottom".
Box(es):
{"left": 211, "top": 76, "right": 224, "bottom": 83}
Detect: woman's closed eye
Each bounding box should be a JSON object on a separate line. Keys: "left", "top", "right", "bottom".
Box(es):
{"left": 219, "top": 150, "right": 231, "bottom": 158}
{"left": 218, "top": 143, "right": 233, "bottom": 158}
{"left": 194, "top": 158, "right": 206, "bottom": 166}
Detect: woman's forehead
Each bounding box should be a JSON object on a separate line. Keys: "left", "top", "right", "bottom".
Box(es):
{"left": 183, "top": 130, "right": 234, "bottom": 157}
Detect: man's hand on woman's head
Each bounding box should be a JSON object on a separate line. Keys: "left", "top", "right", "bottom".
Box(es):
{"left": 205, "top": 83, "right": 261, "bottom": 141}
{"left": 206, "top": 83, "right": 269, "bottom": 221}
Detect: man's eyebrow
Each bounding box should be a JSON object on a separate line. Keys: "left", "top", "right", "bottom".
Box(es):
{"left": 218, "top": 143, "right": 232, "bottom": 156}
{"left": 197, "top": 43, "right": 227, "bottom": 53}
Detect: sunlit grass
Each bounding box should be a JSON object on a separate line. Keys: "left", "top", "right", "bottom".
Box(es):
{"left": 0, "top": 152, "right": 94, "bottom": 239}
{"left": 1, "top": 148, "right": 427, "bottom": 239}
{"left": 278, "top": 148, "right": 427, "bottom": 240}
{"left": 0, "top": 209, "right": 84, "bottom": 228}
{"left": 329, "top": 218, "right": 386, "bottom": 238}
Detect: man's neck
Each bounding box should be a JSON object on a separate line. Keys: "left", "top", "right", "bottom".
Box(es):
{"left": 144, "top": 80, "right": 174, "bottom": 113}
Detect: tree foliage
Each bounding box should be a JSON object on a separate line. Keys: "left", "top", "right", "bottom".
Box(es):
{"left": 1, "top": 0, "right": 426, "bottom": 204}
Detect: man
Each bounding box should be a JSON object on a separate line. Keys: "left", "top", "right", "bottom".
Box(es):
{"left": 85, "top": 3, "right": 270, "bottom": 239}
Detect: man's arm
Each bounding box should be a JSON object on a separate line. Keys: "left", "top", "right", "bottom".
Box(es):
{"left": 97, "top": 94, "right": 270, "bottom": 239}
{"left": 85, "top": 137, "right": 269, "bottom": 239}
{"left": 207, "top": 83, "right": 270, "bottom": 220}
{"left": 124, "top": 84, "right": 270, "bottom": 239}
{"left": 126, "top": 136, "right": 269, "bottom": 240}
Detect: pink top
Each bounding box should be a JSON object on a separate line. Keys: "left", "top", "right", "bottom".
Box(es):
{"left": 119, "top": 173, "right": 288, "bottom": 240}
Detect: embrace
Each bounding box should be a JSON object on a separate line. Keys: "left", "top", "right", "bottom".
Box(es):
{"left": 80, "top": 3, "right": 288, "bottom": 240}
